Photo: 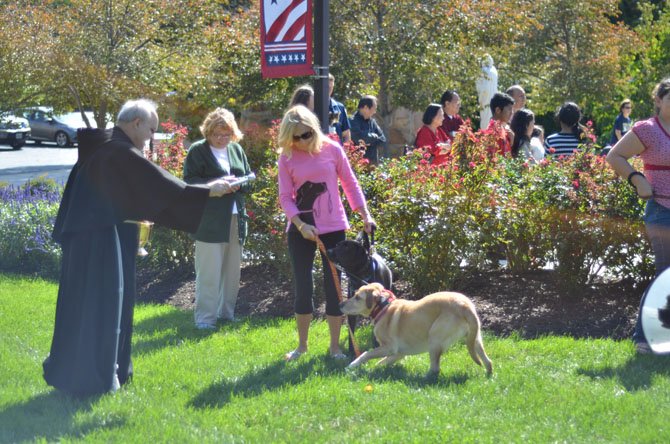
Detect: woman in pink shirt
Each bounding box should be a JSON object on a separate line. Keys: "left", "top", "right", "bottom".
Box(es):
{"left": 606, "top": 78, "right": 670, "bottom": 354}
{"left": 278, "top": 105, "right": 376, "bottom": 361}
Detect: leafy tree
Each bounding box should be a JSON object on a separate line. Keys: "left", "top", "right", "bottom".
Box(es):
{"left": 329, "top": 1, "right": 550, "bottom": 125}
{"left": 328, "top": 0, "right": 646, "bottom": 135}
{"left": 629, "top": 0, "right": 670, "bottom": 119}
{"left": 329, "top": 0, "right": 518, "bottom": 119}
{"left": 0, "top": 3, "right": 53, "bottom": 111}
{"left": 1, "top": 0, "right": 232, "bottom": 127}
{"left": 189, "top": 2, "right": 294, "bottom": 114}
{"left": 618, "top": 0, "right": 667, "bottom": 26}
{"left": 2, "top": 0, "right": 664, "bottom": 141}
{"left": 510, "top": 0, "right": 642, "bottom": 124}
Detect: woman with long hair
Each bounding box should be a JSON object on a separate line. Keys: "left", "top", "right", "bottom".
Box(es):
{"left": 544, "top": 102, "right": 588, "bottom": 158}
{"left": 288, "top": 84, "right": 315, "bottom": 111}
{"left": 277, "top": 105, "right": 376, "bottom": 361}
{"left": 510, "top": 108, "right": 543, "bottom": 163}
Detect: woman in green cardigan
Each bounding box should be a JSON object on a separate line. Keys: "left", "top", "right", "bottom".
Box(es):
{"left": 183, "top": 108, "right": 252, "bottom": 329}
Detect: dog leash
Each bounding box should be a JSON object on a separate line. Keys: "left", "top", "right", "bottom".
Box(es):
{"left": 328, "top": 227, "right": 377, "bottom": 286}
{"left": 370, "top": 227, "right": 376, "bottom": 255}
{"left": 315, "top": 237, "right": 362, "bottom": 357}
{"left": 329, "top": 261, "right": 372, "bottom": 287}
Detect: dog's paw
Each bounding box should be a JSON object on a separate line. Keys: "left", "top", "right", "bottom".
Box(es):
{"left": 345, "top": 365, "right": 363, "bottom": 378}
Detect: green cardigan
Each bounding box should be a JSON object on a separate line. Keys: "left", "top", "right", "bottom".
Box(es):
{"left": 183, "top": 139, "right": 251, "bottom": 244}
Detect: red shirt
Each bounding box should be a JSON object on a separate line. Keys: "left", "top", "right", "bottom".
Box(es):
{"left": 486, "top": 119, "right": 512, "bottom": 156}
{"left": 636, "top": 117, "right": 670, "bottom": 209}
{"left": 415, "top": 125, "right": 451, "bottom": 165}
{"left": 441, "top": 114, "right": 464, "bottom": 141}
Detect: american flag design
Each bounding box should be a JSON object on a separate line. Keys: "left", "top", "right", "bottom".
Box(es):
{"left": 260, "top": 0, "right": 313, "bottom": 79}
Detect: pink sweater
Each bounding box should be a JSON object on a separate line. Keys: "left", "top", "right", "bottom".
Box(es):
{"left": 278, "top": 141, "right": 367, "bottom": 234}
{"left": 635, "top": 117, "right": 670, "bottom": 208}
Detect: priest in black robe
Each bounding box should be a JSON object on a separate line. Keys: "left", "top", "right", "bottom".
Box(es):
{"left": 43, "top": 99, "right": 232, "bottom": 397}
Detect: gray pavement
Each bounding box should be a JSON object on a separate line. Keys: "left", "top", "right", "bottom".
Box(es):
{"left": 0, "top": 143, "right": 78, "bottom": 186}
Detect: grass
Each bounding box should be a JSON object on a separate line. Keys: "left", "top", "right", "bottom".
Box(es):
{"left": 1, "top": 273, "right": 670, "bottom": 443}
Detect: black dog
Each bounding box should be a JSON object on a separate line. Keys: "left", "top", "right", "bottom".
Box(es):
{"left": 327, "top": 231, "right": 392, "bottom": 354}
{"left": 327, "top": 231, "right": 392, "bottom": 291}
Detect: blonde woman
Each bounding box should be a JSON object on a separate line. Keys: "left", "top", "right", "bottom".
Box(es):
{"left": 183, "top": 108, "right": 252, "bottom": 329}
{"left": 278, "top": 105, "right": 375, "bottom": 361}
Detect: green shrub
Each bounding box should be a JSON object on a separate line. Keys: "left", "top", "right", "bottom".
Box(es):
{"left": 138, "top": 227, "right": 196, "bottom": 273}
{"left": 1, "top": 121, "right": 656, "bottom": 294}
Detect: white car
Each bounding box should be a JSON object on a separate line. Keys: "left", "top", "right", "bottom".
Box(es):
{"left": 0, "top": 113, "right": 31, "bottom": 150}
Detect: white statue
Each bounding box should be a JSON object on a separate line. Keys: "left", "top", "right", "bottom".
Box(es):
{"left": 475, "top": 54, "right": 498, "bottom": 129}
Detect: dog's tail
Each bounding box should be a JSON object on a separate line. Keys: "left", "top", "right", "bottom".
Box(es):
{"left": 464, "top": 303, "right": 493, "bottom": 376}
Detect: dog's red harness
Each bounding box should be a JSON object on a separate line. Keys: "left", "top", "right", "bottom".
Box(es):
{"left": 370, "top": 290, "right": 396, "bottom": 325}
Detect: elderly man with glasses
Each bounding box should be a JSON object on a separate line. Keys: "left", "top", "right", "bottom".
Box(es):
{"left": 44, "top": 99, "right": 230, "bottom": 397}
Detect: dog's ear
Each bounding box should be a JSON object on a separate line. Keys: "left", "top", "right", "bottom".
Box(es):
{"left": 356, "top": 231, "right": 370, "bottom": 252}
{"left": 365, "top": 291, "right": 374, "bottom": 309}
{"left": 365, "top": 285, "right": 384, "bottom": 308}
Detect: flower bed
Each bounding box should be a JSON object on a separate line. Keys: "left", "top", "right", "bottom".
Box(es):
{"left": 0, "top": 178, "right": 62, "bottom": 278}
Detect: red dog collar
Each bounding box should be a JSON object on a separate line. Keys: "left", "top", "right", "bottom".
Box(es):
{"left": 370, "top": 290, "right": 396, "bottom": 324}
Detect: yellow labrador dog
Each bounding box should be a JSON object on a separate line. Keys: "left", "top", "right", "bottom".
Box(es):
{"left": 340, "top": 283, "right": 492, "bottom": 375}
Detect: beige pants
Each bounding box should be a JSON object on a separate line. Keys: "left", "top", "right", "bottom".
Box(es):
{"left": 194, "top": 215, "right": 242, "bottom": 325}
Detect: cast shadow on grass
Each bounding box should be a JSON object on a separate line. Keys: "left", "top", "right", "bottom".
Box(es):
{"left": 189, "top": 355, "right": 347, "bottom": 409}
{"left": 577, "top": 354, "right": 670, "bottom": 391}
{"left": 361, "top": 364, "right": 471, "bottom": 388}
{"left": 0, "top": 391, "right": 125, "bottom": 442}
{"left": 132, "top": 308, "right": 249, "bottom": 355}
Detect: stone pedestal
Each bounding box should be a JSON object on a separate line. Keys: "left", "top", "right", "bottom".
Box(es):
{"left": 382, "top": 106, "right": 423, "bottom": 158}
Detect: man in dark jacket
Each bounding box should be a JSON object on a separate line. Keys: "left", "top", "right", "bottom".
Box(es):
{"left": 349, "top": 95, "right": 386, "bottom": 165}
{"left": 43, "top": 99, "right": 229, "bottom": 397}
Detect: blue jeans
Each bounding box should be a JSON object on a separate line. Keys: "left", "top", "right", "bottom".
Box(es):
{"left": 634, "top": 199, "right": 670, "bottom": 342}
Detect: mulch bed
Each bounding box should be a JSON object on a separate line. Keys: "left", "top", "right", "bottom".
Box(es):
{"left": 137, "top": 264, "right": 644, "bottom": 340}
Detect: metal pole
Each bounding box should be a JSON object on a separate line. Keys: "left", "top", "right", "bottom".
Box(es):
{"left": 313, "top": 0, "right": 329, "bottom": 133}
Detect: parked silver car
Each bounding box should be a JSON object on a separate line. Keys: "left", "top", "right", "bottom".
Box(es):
{"left": 0, "top": 113, "right": 31, "bottom": 150}
{"left": 16, "top": 107, "right": 83, "bottom": 147}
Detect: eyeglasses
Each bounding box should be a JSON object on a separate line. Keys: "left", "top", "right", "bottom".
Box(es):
{"left": 212, "top": 132, "right": 234, "bottom": 139}
{"left": 142, "top": 121, "right": 156, "bottom": 134}
{"left": 623, "top": 106, "right": 632, "bottom": 109}
{"left": 292, "top": 130, "right": 314, "bottom": 141}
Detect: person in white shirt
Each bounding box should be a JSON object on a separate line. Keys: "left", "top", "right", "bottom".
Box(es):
{"left": 183, "top": 108, "right": 252, "bottom": 329}
{"left": 510, "top": 108, "right": 543, "bottom": 164}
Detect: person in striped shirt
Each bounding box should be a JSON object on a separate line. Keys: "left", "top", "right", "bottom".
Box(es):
{"left": 544, "top": 102, "right": 588, "bottom": 158}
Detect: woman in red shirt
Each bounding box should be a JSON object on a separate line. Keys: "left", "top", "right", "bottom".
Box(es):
{"left": 414, "top": 103, "right": 451, "bottom": 165}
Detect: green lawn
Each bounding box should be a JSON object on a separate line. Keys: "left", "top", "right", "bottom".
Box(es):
{"left": 1, "top": 274, "right": 670, "bottom": 443}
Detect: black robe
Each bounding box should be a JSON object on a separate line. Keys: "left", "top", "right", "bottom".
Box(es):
{"left": 43, "top": 127, "right": 210, "bottom": 397}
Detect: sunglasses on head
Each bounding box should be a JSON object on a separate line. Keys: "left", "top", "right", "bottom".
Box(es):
{"left": 293, "top": 130, "right": 314, "bottom": 141}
